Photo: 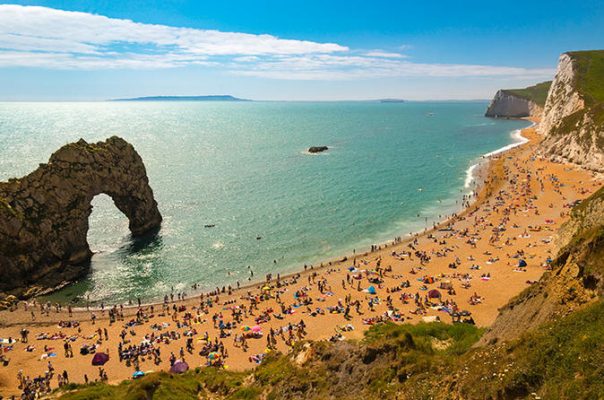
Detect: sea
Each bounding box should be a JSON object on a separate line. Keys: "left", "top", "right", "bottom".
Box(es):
{"left": 0, "top": 101, "right": 530, "bottom": 305}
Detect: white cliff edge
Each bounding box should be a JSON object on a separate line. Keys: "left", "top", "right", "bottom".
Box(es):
{"left": 538, "top": 53, "right": 604, "bottom": 172}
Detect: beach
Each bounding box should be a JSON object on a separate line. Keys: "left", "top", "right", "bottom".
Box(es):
{"left": 0, "top": 101, "right": 530, "bottom": 306}
{"left": 0, "top": 122, "right": 601, "bottom": 397}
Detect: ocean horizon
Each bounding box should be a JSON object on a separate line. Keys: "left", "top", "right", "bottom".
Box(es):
{"left": 0, "top": 101, "right": 529, "bottom": 304}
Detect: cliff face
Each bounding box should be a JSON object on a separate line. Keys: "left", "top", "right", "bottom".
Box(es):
{"left": 485, "top": 90, "right": 543, "bottom": 118}
{"left": 485, "top": 81, "right": 551, "bottom": 118}
{"left": 0, "top": 137, "right": 162, "bottom": 296}
{"left": 539, "top": 51, "right": 604, "bottom": 171}
{"left": 479, "top": 187, "right": 604, "bottom": 345}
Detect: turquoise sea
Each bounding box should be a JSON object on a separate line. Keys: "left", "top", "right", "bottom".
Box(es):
{"left": 0, "top": 101, "right": 529, "bottom": 304}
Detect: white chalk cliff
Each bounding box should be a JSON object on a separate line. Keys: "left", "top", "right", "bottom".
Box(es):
{"left": 539, "top": 52, "right": 604, "bottom": 172}
{"left": 485, "top": 90, "right": 543, "bottom": 118}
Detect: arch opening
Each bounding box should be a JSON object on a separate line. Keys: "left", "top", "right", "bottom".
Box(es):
{"left": 87, "top": 194, "right": 131, "bottom": 254}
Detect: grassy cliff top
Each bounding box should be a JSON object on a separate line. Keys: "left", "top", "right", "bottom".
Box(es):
{"left": 567, "top": 50, "right": 604, "bottom": 105}
{"left": 547, "top": 50, "right": 604, "bottom": 139}
{"left": 502, "top": 81, "right": 552, "bottom": 106}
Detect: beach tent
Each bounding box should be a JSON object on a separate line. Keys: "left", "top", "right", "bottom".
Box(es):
{"left": 367, "top": 286, "right": 377, "bottom": 295}
{"left": 428, "top": 289, "right": 441, "bottom": 299}
{"left": 170, "top": 360, "right": 189, "bottom": 374}
{"left": 91, "top": 352, "right": 109, "bottom": 366}
{"left": 518, "top": 259, "right": 527, "bottom": 268}
{"left": 132, "top": 370, "right": 145, "bottom": 379}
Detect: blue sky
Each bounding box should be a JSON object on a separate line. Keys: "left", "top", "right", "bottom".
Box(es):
{"left": 0, "top": 0, "right": 603, "bottom": 100}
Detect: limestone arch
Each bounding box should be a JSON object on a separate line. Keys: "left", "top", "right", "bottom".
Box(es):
{"left": 0, "top": 137, "right": 162, "bottom": 292}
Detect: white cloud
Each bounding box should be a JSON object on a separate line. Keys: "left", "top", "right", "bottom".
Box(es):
{"left": 364, "top": 51, "right": 406, "bottom": 58}
{"left": 230, "top": 54, "right": 554, "bottom": 80}
{"left": 0, "top": 5, "right": 346, "bottom": 57}
{"left": 0, "top": 5, "right": 555, "bottom": 82}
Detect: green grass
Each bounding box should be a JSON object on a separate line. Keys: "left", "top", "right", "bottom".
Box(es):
{"left": 58, "top": 369, "right": 255, "bottom": 400}
{"left": 453, "top": 300, "right": 604, "bottom": 400}
{"left": 568, "top": 50, "right": 604, "bottom": 105}
{"left": 548, "top": 51, "right": 604, "bottom": 140}
{"left": 363, "top": 321, "right": 483, "bottom": 356}
{"left": 502, "top": 81, "right": 552, "bottom": 106}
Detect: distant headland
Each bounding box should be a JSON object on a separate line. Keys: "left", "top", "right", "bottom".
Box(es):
{"left": 111, "top": 95, "right": 251, "bottom": 102}
{"left": 379, "top": 99, "right": 405, "bottom": 103}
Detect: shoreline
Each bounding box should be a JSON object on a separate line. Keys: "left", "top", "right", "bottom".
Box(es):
{"left": 39, "top": 120, "right": 530, "bottom": 313}
{"left": 1, "top": 120, "right": 601, "bottom": 395}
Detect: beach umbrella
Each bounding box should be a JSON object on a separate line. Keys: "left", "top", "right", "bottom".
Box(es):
{"left": 241, "top": 325, "right": 251, "bottom": 332}
{"left": 518, "top": 259, "right": 527, "bottom": 267}
{"left": 91, "top": 352, "right": 109, "bottom": 366}
{"left": 132, "top": 370, "right": 145, "bottom": 379}
{"left": 367, "top": 286, "right": 377, "bottom": 295}
{"left": 428, "top": 289, "right": 441, "bottom": 299}
{"left": 170, "top": 360, "right": 189, "bottom": 374}
{"left": 251, "top": 325, "right": 262, "bottom": 333}
{"left": 208, "top": 352, "right": 220, "bottom": 360}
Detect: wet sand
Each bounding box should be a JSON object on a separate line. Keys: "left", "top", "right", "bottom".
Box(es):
{"left": 0, "top": 124, "right": 601, "bottom": 397}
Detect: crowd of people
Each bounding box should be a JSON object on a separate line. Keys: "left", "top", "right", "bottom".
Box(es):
{"left": 0, "top": 128, "right": 600, "bottom": 399}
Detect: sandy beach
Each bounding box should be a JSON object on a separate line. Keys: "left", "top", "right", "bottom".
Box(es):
{"left": 0, "top": 122, "right": 601, "bottom": 397}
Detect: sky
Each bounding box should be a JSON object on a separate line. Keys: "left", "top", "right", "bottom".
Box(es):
{"left": 0, "top": 0, "right": 603, "bottom": 101}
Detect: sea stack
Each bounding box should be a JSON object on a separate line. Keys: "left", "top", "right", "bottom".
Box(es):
{"left": 0, "top": 136, "right": 162, "bottom": 298}
{"left": 308, "top": 146, "right": 329, "bottom": 153}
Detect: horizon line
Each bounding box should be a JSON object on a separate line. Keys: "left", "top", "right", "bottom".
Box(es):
{"left": 0, "top": 98, "right": 492, "bottom": 103}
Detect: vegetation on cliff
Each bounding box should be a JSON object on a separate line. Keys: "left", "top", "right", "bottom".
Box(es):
{"left": 547, "top": 50, "right": 604, "bottom": 146}
{"left": 569, "top": 50, "right": 604, "bottom": 105}
{"left": 502, "top": 81, "right": 552, "bottom": 107}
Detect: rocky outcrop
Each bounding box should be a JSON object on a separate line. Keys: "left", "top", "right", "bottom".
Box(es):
{"left": 485, "top": 90, "right": 543, "bottom": 118}
{"left": 539, "top": 51, "right": 604, "bottom": 171}
{"left": 0, "top": 136, "right": 162, "bottom": 296}
{"left": 308, "top": 146, "right": 328, "bottom": 153}
{"left": 479, "top": 187, "right": 604, "bottom": 345}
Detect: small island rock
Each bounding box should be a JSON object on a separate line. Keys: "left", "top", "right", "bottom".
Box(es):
{"left": 308, "top": 146, "right": 329, "bottom": 153}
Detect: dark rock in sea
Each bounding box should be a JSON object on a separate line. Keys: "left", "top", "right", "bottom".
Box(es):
{"left": 308, "top": 146, "right": 329, "bottom": 153}
{"left": 0, "top": 136, "right": 162, "bottom": 298}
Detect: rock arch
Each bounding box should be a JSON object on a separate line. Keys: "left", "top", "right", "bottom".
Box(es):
{"left": 0, "top": 137, "right": 162, "bottom": 294}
